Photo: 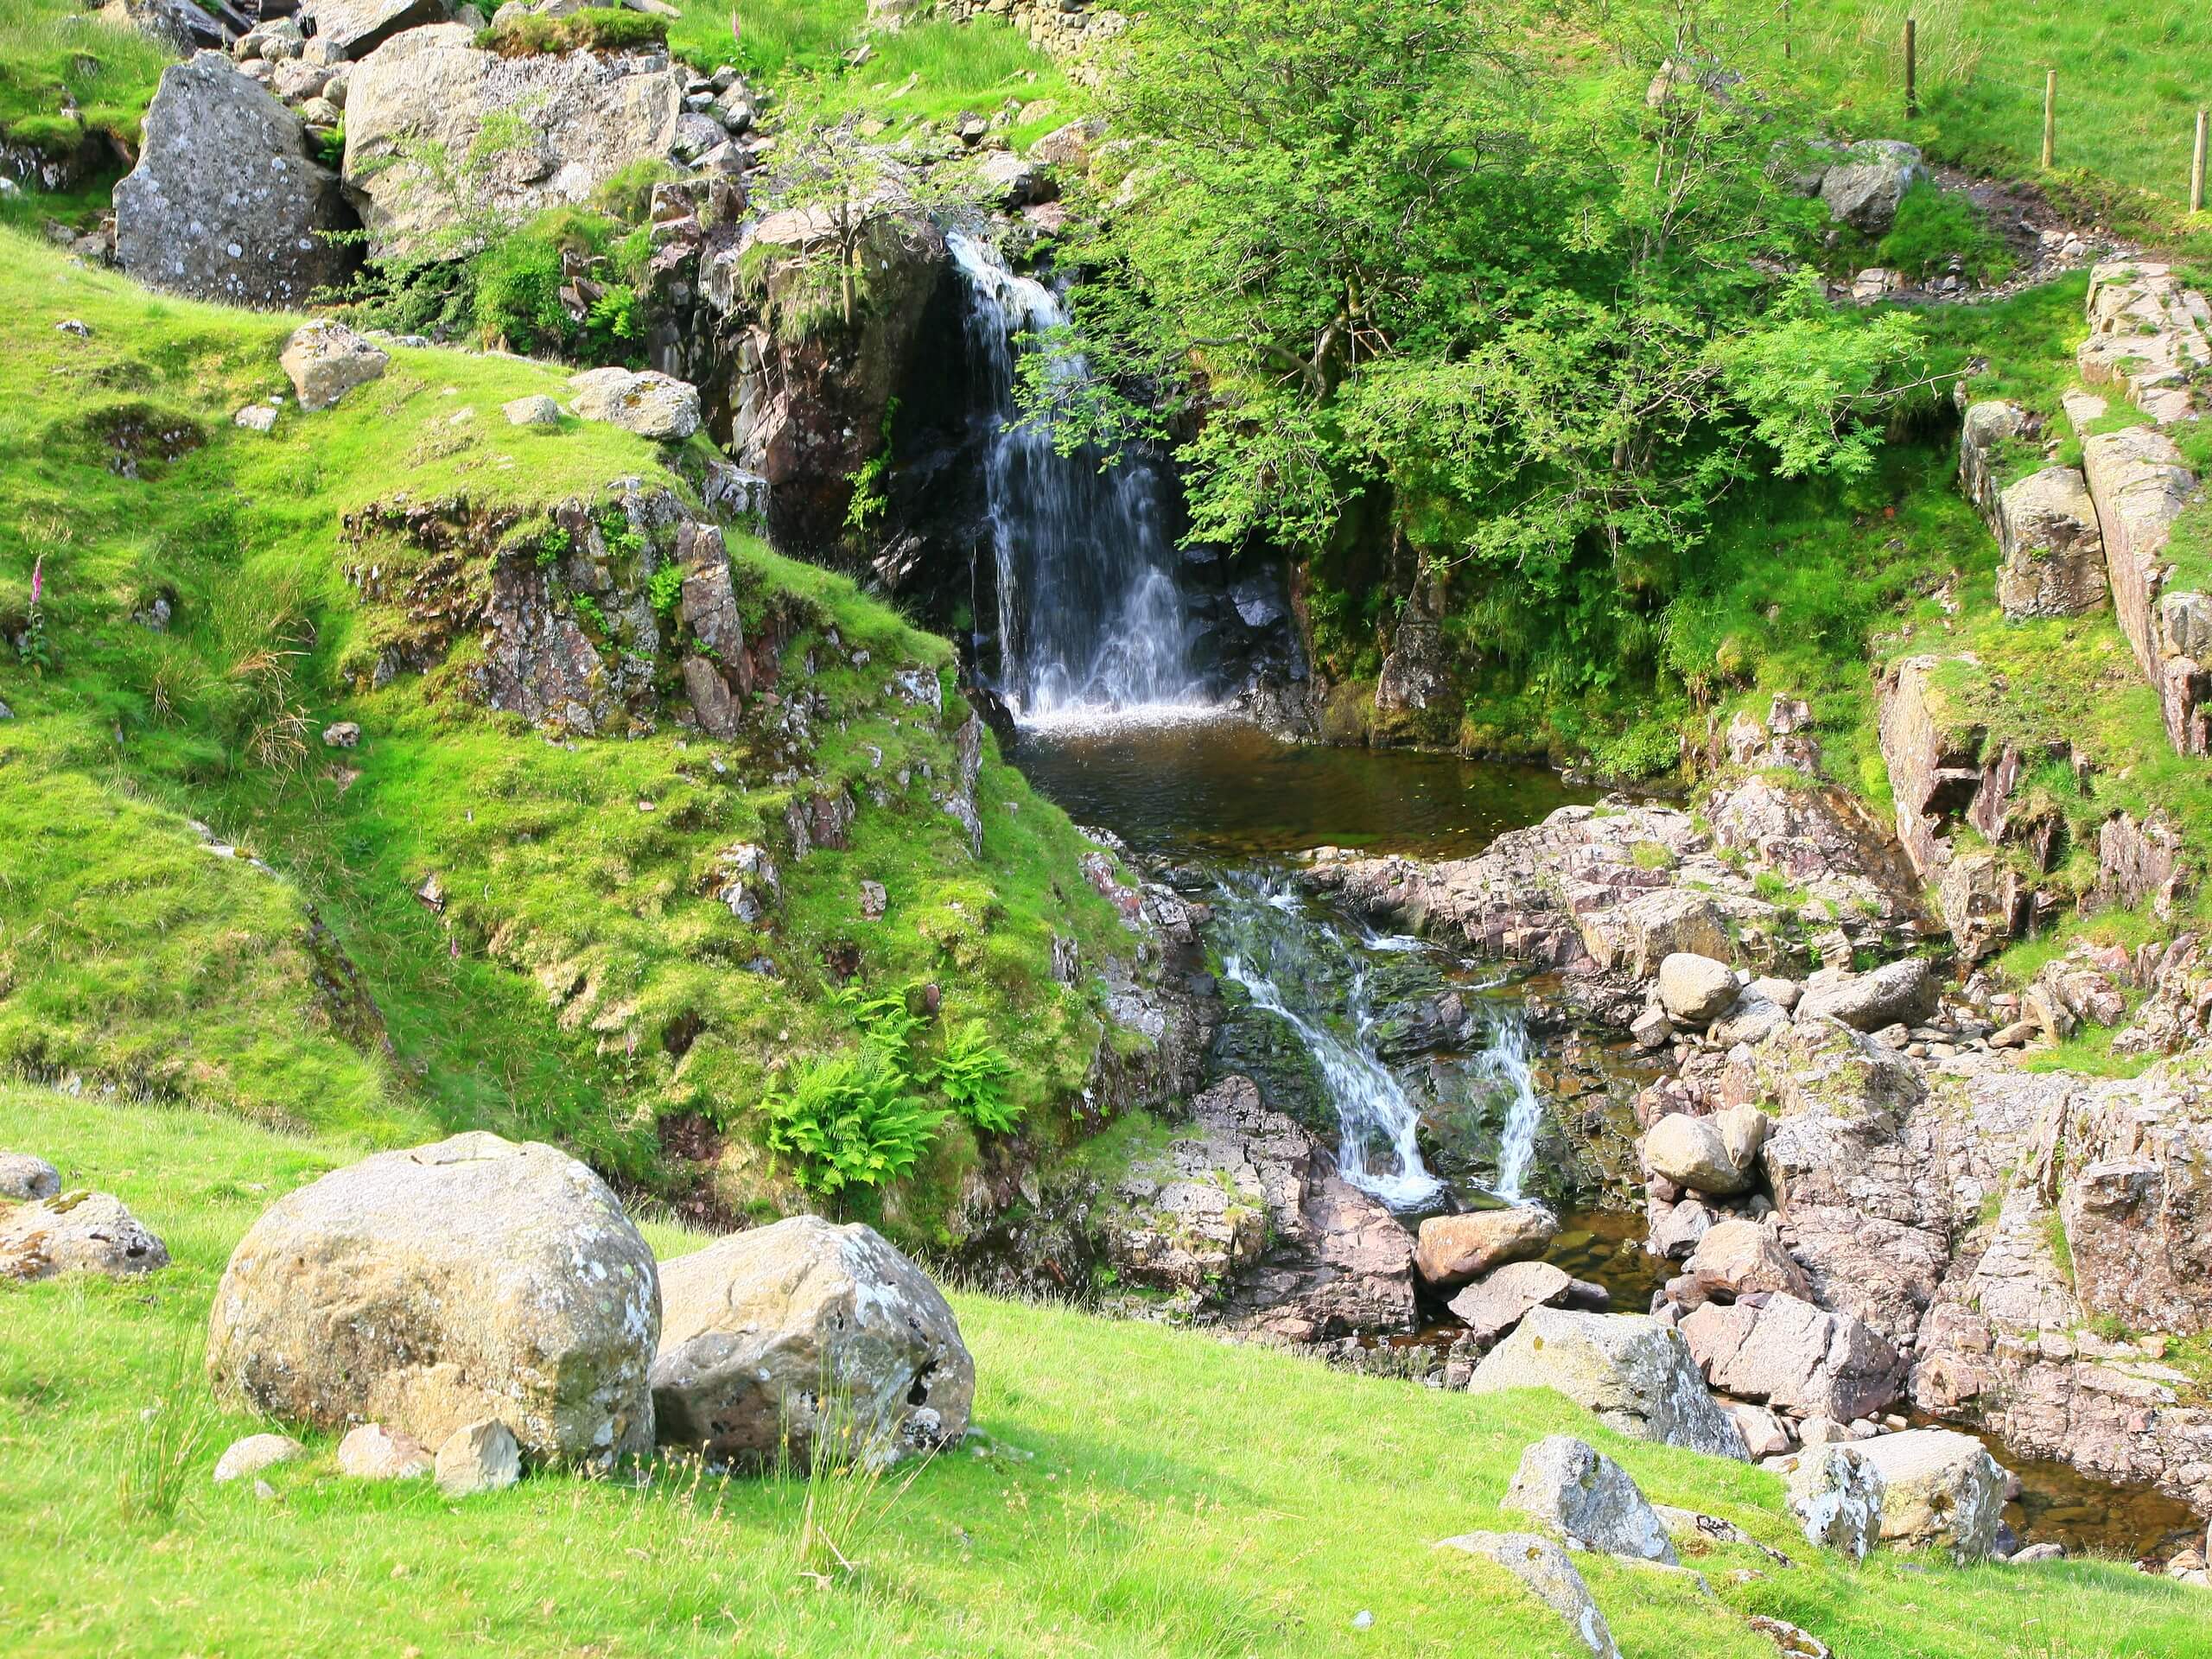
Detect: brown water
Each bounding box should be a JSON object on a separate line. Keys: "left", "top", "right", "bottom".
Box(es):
{"left": 1010, "top": 716, "right": 1585, "bottom": 861}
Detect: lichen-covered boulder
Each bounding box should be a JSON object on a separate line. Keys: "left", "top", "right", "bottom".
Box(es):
{"left": 1855, "top": 1429, "right": 2007, "bottom": 1560}
{"left": 281, "top": 319, "right": 390, "bottom": 411}
{"left": 115, "top": 53, "right": 359, "bottom": 308}
{"left": 652, "top": 1216, "right": 974, "bottom": 1467}
{"left": 1414, "top": 1204, "right": 1556, "bottom": 1291}
{"left": 1996, "top": 467, "right": 2106, "bottom": 619}
{"left": 1784, "top": 1443, "right": 1885, "bottom": 1561}
{"left": 1467, "top": 1308, "right": 1750, "bottom": 1459}
{"left": 569, "top": 366, "right": 702, "bottom": 441}
{"left": 1817, "top": 139, "right": 1928, "bottom": 234}
{"left": 0, "top": 1190, "right": 169, "bottom": 1281}
{"left": 207, "top": 1132, "right": 658, "bottom": 1469}
{"left": 1502, "top": 1435, "right": 1676, "bottom": 1564}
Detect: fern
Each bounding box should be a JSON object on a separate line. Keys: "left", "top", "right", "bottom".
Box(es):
{"left": 937, "top": 1019, "right": 1020, "bottom": 1135}
{"left": 763, "top": 1049, "right": 947, "bottom": 1195}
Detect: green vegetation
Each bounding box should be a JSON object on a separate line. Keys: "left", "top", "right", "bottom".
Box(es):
{"left": 0, "top": 227, "right": 1128, "bottom": 1234}
{"left": 0, "top": 0, "right": 170, "bottom": 157}
{"left": 1877, "top": 180, "right": 2017, "bottom": 284}
{"left": 3, "top": 1084, "right": 2203, "bottom": 1659}
{"left": 476, "top": 5, "right": 670, "bottom": 57}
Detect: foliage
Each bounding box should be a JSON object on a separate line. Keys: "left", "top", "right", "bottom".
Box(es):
{"left": 1876, "top": 181, "right": 2014, "bottom": 283}
{"left": 934, "top": 1018, "right": 1019, "bottom": 1134}
{"left": 647, "top": 560, "right": 686, "bottom": 618}
{"left": 1030, "top": 0, "right": 1928, "bottom": 661}
{"left": 313, "top": 120, "right": 346, "bottom": 172}
{"left": 761, "top": 1046, "right": 948, "bottom": 1195}
{"left": 476, "top": 8, "right": 669, "bottom": 57}
{"left": 0, "top": 0, "right": 172, "bottom": 154}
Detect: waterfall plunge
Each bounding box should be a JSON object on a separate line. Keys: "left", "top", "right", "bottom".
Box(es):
{"left": 948, "top": 232, "right": 1211, "bottom": 726}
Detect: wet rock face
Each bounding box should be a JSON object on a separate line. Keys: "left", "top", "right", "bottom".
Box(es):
{"left": 207, "top": 1131, "right": 660, "bottom": 1469}
{"left": 115, "top": 53, "right": 359, "bottom": 309}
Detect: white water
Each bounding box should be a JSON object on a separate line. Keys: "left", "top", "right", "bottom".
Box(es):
{"left": 947, "top": 232, "right": 1212, "bottom": 725}
{"left": 1472, "top": 1016, "right": 1542, "bottom": 1202}
{"left": 1211, "top": 869, "right": 1444, "bottom": 1210}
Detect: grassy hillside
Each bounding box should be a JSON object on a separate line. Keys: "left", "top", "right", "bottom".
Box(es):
{"left": 3, "top": 1084, "right": 2202, "bottom": 1659}
{"left": 0, "top": 229, "right": 1134, "bottom": 1236}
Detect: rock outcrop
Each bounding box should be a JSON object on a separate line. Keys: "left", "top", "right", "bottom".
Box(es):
{"left": 2079, "top": 260, "right": 2209, "bottom": 426}
{"left": 1993, "top": 467, "right": 2107, "bottom": 618}
{"left": 115, "top": 52, "right": 358, "bottom": 308}
{"left": 343, "top": 25, "right": 684, "bottom": 254}
{"left": 207, "top": 1131, "right": 659, "bottom": 1468}
{"left": 1467, "top": 1308, "right": 1750, "bottom": 1459}
{"left": 652, "top": 1216, "right": 974, "bottom": 1466}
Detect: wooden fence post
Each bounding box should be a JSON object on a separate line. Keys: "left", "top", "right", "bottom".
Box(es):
{"left": 2193, "top": 108, "right": 2209, "bottom": 215}
{"left": 1904, "top": 18, "right": 1918, "bottom": 119}
{"left": 2042, "top": 71, "right": 2056, "bottom": 170}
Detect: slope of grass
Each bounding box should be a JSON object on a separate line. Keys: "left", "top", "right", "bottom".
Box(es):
{"left": 0, "top": 229, "right": 1130, "bottom": 1236}
{"left": 2, "top": 1084, "right": 2202, "bottom": 1659}
{"left": 0, "top": 0, "right": 170, "bottom": 156}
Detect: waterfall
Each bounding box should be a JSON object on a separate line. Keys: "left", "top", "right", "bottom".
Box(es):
{"left": 947, "top": 232, "right": 1210, "bottom": 724}
{"left": 1475, "top": 1015, "right": 1542, "bottom": 1202}
{"left": 1210, "top": 869, "right": 1443, "bottom": 1210}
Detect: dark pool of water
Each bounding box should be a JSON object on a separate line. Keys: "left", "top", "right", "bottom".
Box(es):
{"left": 1011, "top": 715, "right": 1588, "bottom": 861}
{"left": 1924, "top": 1420, "right": 2205, "bottom": 1562}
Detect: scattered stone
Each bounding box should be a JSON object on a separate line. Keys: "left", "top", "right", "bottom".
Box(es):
{"left": 2009, "top": 1542, "right": 2066, "bottom": 1565}
{"left": 1467, "top": 1309, "right": 1750, "bottom": 1459}
{"left": 1446, "top": 1260, "right": 1573, "bottom": 1344}
{"left": 1503, "top": 1434, "right": 1677, "bottom": 1564}
{"left": 112, "top": 54, "right": 355, "bottom": 309}
{"left": 207, "top": 1131, "right": 659, "bottom": 1468}
{"left": 0, "top": 1154, "right": 60, "bottom": 1202}
{"left": 234, "top": 404, "right": 280, "bottom": 434}
{"left": 652, "top": 1215, "right": 973, "bottom": 1466}
{"left": 1630, "top": 1007, "right": 1675, "bottom": 1049}
{"left": 1433, "top": 1531, "right": 1621, "bottom": 1659}
{"left": 336, "top": 1423, "right": 433, "bottom": 1480}
{"left": 569, "top": 367, "right": 702, "bottom": 441}
{"left": 1783, "top": 1443, "right": 1885, "bottom": 1561}
{"left": 858, "top": 879, "right": 887, "bottom": 919}
{"left": 1658, "top": 952, "right": 1738, "bottom": 1026}
{"left": 1412, "top": 1204, "right": 1557, "bottom": 1291}
{"left": 55, "top": 319, "right": 91, "bottom": 338}
{"left": 1749, "top": 1615, "right": 1833, "bottom": 1658}
{"left": 321, "top": 721, "right": 360, "bottom": 749}
{"left": 1654, "top": 1504, "right": 1796, "bottom": 1566}
{"left": 435, "top": 1418, "right": 521, "bottom": 1497}
{"left": 280, "top": 320, "right": 390, "bottom": 412}
{"left": 1642, "top": 1113, "right": 1751, "bottom": 1195}
{"left": 213, "top": 1433, "right": 306, "bottom": 1484}
{"left": 1855, "top": 1429, "right": 2006, "bottom": 1561}
{"left": 0, "top": 1190, "right": 170, "bottom": 1282}
{"left": 1725, "top": 1402, "right": 1792, "bottom": 1459}
{"left": 504, "top": 393, "right": 562, "bottom": 427}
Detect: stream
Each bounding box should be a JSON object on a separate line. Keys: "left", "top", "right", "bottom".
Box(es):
{"left": 956, "top": 235, "right": 2200, "bottom": 1564}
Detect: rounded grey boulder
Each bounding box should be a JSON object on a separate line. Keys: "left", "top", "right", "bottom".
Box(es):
{"left": 207, "top": 1132, "right": 659, "bottom": 1469}
{"left": 1503, "top": 1434, "right": 1677, "bottom": 1564}
{"left": 0, "top": 1152, "right": 60, "bottom": 1202}
{"left": 1656, "top": 952, "right": 1738, "bottom": 1027}
{"left": 0, "top": 1190, "right": 169, "bottom": 1281}
{"left": 652, "top": 1215, "right": 974, "bottom": 1467}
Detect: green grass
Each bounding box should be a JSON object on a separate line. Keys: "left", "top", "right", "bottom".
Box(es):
{"left": 0, "top": 228, "right": 1129, "bottom": 1241}
{"left": 0, "top": 0, "right": 170, "bottom": 156}
{"left": 1744, "top": 0, "right": 2212, "bottom": 223}
{"left": 3, "top": 1084, "right": 2204, "bottom": 1659}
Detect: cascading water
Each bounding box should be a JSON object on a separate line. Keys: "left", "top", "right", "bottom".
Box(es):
{"left": 1209, "top": 868, "right": 1444, "bottom": 1210}
{"left": 947, "top": 232, "right": 1210, "bottom": 723}
{"left": 1473, "top": 1016, "right": 1542, "bottom": 1203}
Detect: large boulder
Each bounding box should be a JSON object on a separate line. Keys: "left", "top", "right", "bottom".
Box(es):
{"left": 343, "top": 25, "right": 683, "bottom": 255}
{"left": 1680, "top": 1293, "right": 1907, "bottom": 1422}
{"left": 0, "top": 1153, "right": 59, "bottom": 1202}
{"left": 1502, "top": 1435, "right": 1676, "bottom": 1564}
{"left": 1467, "top": 1308, "right": 1750, "bottom": 1459}
{"left": 1640, "top": 1112, "right": 1751, "bottom": 1195}
{"left": 301, "top": 0, "right": 448, "bottom": 60}
{"left": 1657, "top": 952, "right": 1738, "bottom": 1026}
{"left": 1433, "top": 1531, "right": 1621, "bottom": 1659}
{"left": 652, "top": 1216, "right": 973, "bottom": 1467}
{"left": 1681, "top": 1218, "right": 1810, "bottom": 1302}
{"left": 207, "top": 1132, "right": 659, "bottom": 1469}
{"left": 1794, "top": 957, "right": 1936, "bottom": 1033}
{"left": 1783, "top": 1444, "right": 1885, "bottom": 1561}
{"left": 1413, "top": 1204, "right": 1557, "bottom": 1291}
{"left": 0, "top": 1190, "right": 169, "bottom": 1282}
{"left": 1817, "top": 139, "right": 1928, "bottom": 234}
{"left": 569, "top": 367, "right": 702, "bottom": 441}
{"left": 1854, "top": 1428, "right": 2007, "bottom": 1560}
{"left": 115, "top": 52, "right": 358, "bottom": 308}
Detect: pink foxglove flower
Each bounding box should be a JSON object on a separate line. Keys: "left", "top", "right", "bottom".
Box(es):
{"left": 28, "top": 555, "right": 41, "bottom": 609}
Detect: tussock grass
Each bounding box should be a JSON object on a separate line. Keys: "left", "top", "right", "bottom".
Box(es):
{"left": 0, "top": 0, "right": 171, "bottom": 154}
{"left": 0, "top": 1085, "right": 2202, "bottom": 1658}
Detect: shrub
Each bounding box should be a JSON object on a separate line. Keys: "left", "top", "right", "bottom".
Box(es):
{"left": 763, "top": 1049, "right": 948, "bottom": 1196}
{"left": 477, "top": 9, "right": 669, "bottom": 58}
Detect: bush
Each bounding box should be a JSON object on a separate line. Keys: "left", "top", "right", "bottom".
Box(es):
{"left": 1878, "top": 181, "right": 2015, "bottom": 285}
{"left": 763, "top": 1048, "right": 949, "bottom": 1196}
